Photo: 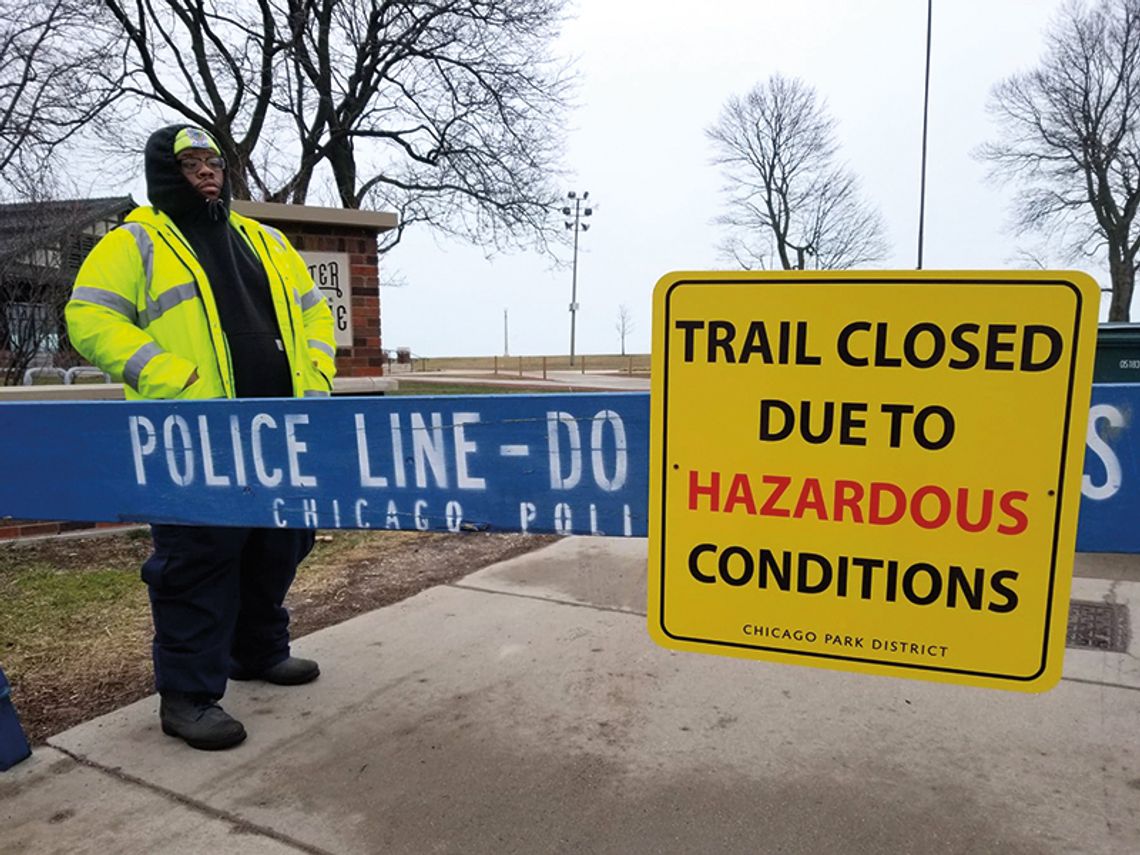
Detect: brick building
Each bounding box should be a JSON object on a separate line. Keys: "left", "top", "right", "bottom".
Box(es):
{"left": 232, "top": 201, "right": 397, "bottom": 378}
{"left": 0, "top": 196, "right": 135, "bottom": 384}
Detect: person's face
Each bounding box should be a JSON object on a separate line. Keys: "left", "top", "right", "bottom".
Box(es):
{"left": 176, "top": 147, "right": 224, "bottom": 200}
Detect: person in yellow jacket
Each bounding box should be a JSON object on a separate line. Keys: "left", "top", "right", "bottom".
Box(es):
{"left": 66, "top": 125, "right": 336, "bottom": 750}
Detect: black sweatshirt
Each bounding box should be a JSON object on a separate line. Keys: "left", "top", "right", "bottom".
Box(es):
{"left": 144, "top": 125, "right": 293, "bottom": 398}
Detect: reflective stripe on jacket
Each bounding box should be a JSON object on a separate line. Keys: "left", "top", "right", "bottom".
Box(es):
{"left": 66, "top": 206, "right": 337, "bottom": 401}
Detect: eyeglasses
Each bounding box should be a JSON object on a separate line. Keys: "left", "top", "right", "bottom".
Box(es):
{"left": 178, "top": 155, "right": 225, "bottom": 173}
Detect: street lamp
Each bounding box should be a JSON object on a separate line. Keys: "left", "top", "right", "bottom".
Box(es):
{"left": 562, "top": 190, "right": 592, "bottom": 366}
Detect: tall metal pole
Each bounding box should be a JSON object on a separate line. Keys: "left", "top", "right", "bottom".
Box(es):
{"left": 917, "top": 0, "right": 933, "bottom": 269}
{"left": 503, "top": 308, "right": 509, "bottom": 357}
{"left": 563, "top": 191, "right": 590, "bottom": 366}
{"left": 569, "top": 196, "right": 580, "bottom": 366}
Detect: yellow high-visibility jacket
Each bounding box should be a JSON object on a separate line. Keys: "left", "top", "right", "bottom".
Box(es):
{"left": 66, "top": 206, "right": 336, "bottom": 401}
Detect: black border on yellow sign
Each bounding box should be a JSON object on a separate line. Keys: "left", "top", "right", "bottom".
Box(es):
{"left": 656, "top": 275, "right": 1085, "bottom": 682}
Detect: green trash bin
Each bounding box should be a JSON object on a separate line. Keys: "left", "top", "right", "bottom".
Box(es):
{"left": 1094, "top": 324, "right": 1140, "bottom": 383}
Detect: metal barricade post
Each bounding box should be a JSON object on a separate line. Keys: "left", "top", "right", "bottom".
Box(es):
{"left": 0, "top": 665, "right": 31, "bottom": 771}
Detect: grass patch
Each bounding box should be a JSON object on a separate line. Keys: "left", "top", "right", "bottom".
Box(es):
{"left": 0, "top": 548, "right": 150, "bottom": 679}
{"left": 293, "top": 530, "right": 390, "bottom": 585}
{"left": 0, "top": 531, "right": 397, "bottom": 674}
{"left": 390, "top": 382, "right": 559, "bottom": 396}
{"left": 1, "top": 566, "right": 141, "bottom": 641}
{"left": 407, "top": 353, "right": 650, "bottom": 373}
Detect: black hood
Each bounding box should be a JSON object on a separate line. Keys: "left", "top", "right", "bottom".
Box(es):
{"left": 144, "top": 124, "right": 231, "bottom": 222}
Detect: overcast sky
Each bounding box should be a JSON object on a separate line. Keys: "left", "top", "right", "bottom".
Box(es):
{"left": 103, "top": 1, "right": 1093, "bottom": 358}
{"left": 378, "top": 0, "right": 1102, "bottom": 358}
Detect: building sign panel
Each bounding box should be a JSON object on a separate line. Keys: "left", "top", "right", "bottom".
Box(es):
{"left": 302, "top": 251, "right": 352, "bottom": 349}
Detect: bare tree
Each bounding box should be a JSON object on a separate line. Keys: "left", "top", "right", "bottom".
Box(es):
{"left": 277, "top": 1, "right": 572, "bottom": 248}
{"left": 981, "top": 0, "right": 1140, "bottom": 320}
{"left": 95, "top": 0, "right": 573, "bottom": 253}
{"left": 96, "top": 0, "right": 283, "bottom": 202}
{"left": 0, "top": 0, "right": 124, "bottom": 182}
{"left": 0, "top": 2, "right": 129, "bottom": 383}
{"left": 706, "top": 74, "right": 888, "bottom": 271}
{"left": 615, "top": 303, "right": 633, "bottom": 355}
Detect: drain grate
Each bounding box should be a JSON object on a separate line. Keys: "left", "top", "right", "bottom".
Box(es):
{"left": 1066, "top": 600, "right": 1131, "bottom": 652}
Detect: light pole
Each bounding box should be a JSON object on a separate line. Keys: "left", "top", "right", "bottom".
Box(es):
{"left": 917, "top": 0, "right": 933, "bottom": 269}
{"left": 562, "top": 190, "right": 592, "bottom": 366}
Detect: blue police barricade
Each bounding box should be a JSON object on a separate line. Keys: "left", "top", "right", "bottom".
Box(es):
{"left": 2, "top": 387, "right": 1127, "bottom": 543}
{"left": 0, "top": 393, "right": 650, "bottom": 533}
{"left": 1078, "top": 384, "right": 1140, "bottom": 552}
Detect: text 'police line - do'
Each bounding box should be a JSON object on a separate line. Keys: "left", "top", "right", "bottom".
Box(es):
{"left": 123, "top": 407, "right": 635, "bottom": 533}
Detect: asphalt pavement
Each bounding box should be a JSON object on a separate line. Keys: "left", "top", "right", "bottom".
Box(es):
{"left": 2, "top": 537, "right": 1138, "bottom": 855}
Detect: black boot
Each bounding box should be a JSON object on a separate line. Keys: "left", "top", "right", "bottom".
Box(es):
{"left": 231, "top": 656, "right": 320, "bottom": 686}
{"left": 160, "top": 693, "right": 246, "bottom": 750}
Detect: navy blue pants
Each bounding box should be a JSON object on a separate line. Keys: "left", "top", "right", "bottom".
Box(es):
{"left": 141, "top": 525, "right": 316, "bottom": 699}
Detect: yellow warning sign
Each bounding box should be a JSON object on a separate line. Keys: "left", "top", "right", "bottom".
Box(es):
{"left": 647, "top": 271, "right": 1098, "bottom": 691}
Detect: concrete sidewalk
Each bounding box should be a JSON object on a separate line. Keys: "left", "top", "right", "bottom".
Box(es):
{"left": 2, "top": 538, "right": 1139, "bottom": 854}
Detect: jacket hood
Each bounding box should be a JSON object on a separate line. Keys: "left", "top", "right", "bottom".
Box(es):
{"left": 144, "top": 124, "right": 231, "bottom": 222}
